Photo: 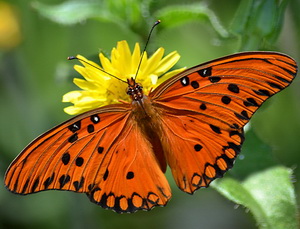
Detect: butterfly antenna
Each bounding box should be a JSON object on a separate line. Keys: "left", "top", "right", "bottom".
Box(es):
{"left": 134, "top": 20, "right": 161, "bottom": 80}
{"left": 67, "top": 56, "right": 127, "bottom": 84}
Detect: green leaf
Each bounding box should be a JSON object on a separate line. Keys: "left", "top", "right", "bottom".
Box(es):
{"left": 251, "top": 91, "right": 300, "bottom": 169}
{"left": 212, "top": 166, "right": 298, "bottom": 229}
{"left": 31, "top": 0, "right": 144, "bottom": 27}
{"left": 31, "top": 0, "right": 155, "bottom": 42}
{"left": 229, "top": 0, "right": 290, "bottom": 50}
{"left": 32, "top": 1, "right": 106, "bottom": 25}
{"left": 231, "top": 127, "right": 277, "bottom": 180}
{"left": 230, "top": 0, "right": 253, "bottom": 35}
{"left": 154, "top": 3, "right": 229, "bottom": 38}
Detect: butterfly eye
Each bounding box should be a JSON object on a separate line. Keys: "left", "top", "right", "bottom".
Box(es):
{"left": 126, "top": 83, "right": 144, "bottom": 101}
{"left": 135, "top": 84, "right": 143, "bottom": 92}
{"left": 126, "top": 87, "right": 134, "bottom": 96}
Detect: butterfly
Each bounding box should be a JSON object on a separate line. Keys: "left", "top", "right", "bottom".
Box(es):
{"left": 5, "top": 51, "right": 297, "bottom": 213}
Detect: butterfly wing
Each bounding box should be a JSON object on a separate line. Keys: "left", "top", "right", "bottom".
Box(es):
{"left": 5, "top": 104, "right": 170, "bottom": 213}
{"left": 150, "top": 52, "right": 297, "bottom": 193}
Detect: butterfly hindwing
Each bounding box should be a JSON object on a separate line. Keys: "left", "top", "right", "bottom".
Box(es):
{"left": 5, "top": 103, "right": 171, "bottom": 213}
{"left": 159, "top": 113, "right": 243, "bottom": 193}
{"left": 88, "top": 119, "right": 171, "bottom": 213}
{"left": 150, "top": 52, "right": 297, "bottom": 193}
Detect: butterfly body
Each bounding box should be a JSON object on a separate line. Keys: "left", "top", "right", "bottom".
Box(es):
{"left": 129, "top": 85, "right": 168, "bottom": 173}
{"left": 5, "top": 52, "right": 297, "bottom": 213}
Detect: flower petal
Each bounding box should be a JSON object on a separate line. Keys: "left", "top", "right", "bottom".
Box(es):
{"left": 131, "top": 43, "right": 141, "bottom": 74}
{"left": 154, "top": 51, "right": 181, "bottom": 76}
{"left": 157, "top": 67, "right": 186, "bottom": 85}
{"left": 141, "top": 48, "right": 165, "bottom": 78}
{"left": 73, "top": 78, "right": 98, "bottom": 91}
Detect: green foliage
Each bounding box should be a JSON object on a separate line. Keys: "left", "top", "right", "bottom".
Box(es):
{"left": 154, "top": 3, "right": 229, "bottom": 38}
{"left": 1, "top": 0, "right": 300, "bottom": 228}
{"left": 32, "top": 0, "right": 229, "bottom": 42}
{"left": 32, "top": 0, "right": 145, "bottom": 27}
{"left": 229, "top": 0, "right": 291, "bottom": 50}
{"left": 32, "top": 0, "right": 292, "bottom": 51}
{"left": 212, "top": 166, "right": 298, "bottom": 229}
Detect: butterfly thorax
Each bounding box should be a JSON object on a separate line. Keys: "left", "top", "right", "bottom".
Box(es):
{"left": 126, "top": 77, "right": 143, "bottom": 101}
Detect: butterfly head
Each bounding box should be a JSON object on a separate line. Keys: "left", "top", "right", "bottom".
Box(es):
{"left": 126, "top": 77, "right": 144, "bottom": 101}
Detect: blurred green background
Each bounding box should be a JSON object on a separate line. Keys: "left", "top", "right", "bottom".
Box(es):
{"left": 0, "top": 0, "right": 299, "bottom": 228}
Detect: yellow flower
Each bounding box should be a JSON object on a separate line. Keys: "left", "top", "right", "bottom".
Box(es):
{"left": 63, "top": 40, "right": 185, "bottom": 115}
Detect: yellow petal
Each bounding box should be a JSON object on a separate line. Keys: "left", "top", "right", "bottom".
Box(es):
{"left": 131, "top": 43, "right": 141, "bottom": 73}
{"left": 73, "top": 78, "right": 98, "bottom": 91}
{"left": 62, "top": 91, "right": 83, "bottom": 103}
{"left": 113, "top": 41, "right": 131, "bottom": 77}
{"left": 154, "top": 51, "right": 181, "bottom": 76}
{"left": 64, "top": 106, "right": 84, "bottom": 115}
{"left": 99, "top": 53, "right": 114, "bottom": 76}
{"left": 157, "top": 67, "right": 186, "bottom": 85}
{"left": 141, "top": 48, "right": 165, "bottom": 77}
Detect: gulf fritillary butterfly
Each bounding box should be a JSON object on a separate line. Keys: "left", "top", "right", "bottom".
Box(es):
{"left": 4, "top": 51, "right": 297, "bottom": 213}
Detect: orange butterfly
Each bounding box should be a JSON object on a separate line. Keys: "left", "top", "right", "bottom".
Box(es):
{"left": 5, "top": 51, "right": 297, "bottom": 213}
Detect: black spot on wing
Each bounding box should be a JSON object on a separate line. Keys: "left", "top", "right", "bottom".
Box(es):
{"left": 181, "top": 76, "right": 190, "bottom": 86}
{"left": 243, "top": 98, "right": 259, "bottom": 107}
{"left": 73, "top": 177, "right": 85, "bottom": 191}
{"left": 194, "top": 144, "right": 203, "bottom": 152}
{"left": 234, "top": 110, "right": 250, "bottom": 120}
{"left": 103, "top": 169, "right": 109, "bottom": 181}
{"left": 191, "top": 81, "right": 199, "bottom": 89}
{"left": 221, "top": 96, "right": 231, "bottom": 105}
{"left": 126, "top": 171, "right": 134, "bottom": 180}
{"left": 268, "top": 82, "right": 283, "bottom": 90}
{"left": 87, "top": 124, "right": 95, "bottom": 133}
{"left": 21, "top": 179, "right": 30, "bottom": 194}
{"left": 210, "top": 124, "right": 221, "bottom": 134}
{"left": 209, "top": 76, "right": 221, "bottom": 83}
{"left": 44, "top": 173, "right": 55, "bottom": 189}
{"left": 68, "top": 133, "right": 78, "bottom": 143}
{"left": 253, "top": 89, "right": 270, "bottom": 97}
{"left": 198, "top": 67, "right": 212, "bottom": 77}
{"left": 62, "top": 152, "right": 70, "bottom": 165}
{"left": 98, "top": 146, "right": 104, "bottom": 154}
{"left": 199, "top": 103, "right": 207, "bottom": 110}
{"left": 31, "top": 178, "right": 40, "bottom": 192}
{"left": 75, "top": 157, "right": 84, "bottom": 167}
{"left": 68, "top": 121, "right": 81, "bottom": 132}
{"left": 228, "top": 84, "right": 239, "bottom": 93}
{"left": 59, "top": 175, "right": 71, "bottom": 188}
{"left": 91, "top": 115, "right": 100, "bottom": 124}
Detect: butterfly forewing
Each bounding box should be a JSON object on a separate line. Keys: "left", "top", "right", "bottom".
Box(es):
{"left": 5, "top": 105, "right": 131, "bottom": 194}
{"left": 150, "top": 52, "right": 297, "bottom": 193}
